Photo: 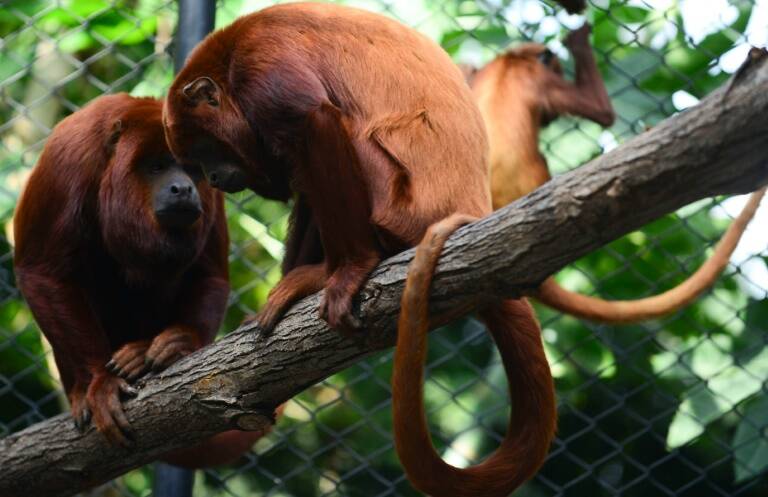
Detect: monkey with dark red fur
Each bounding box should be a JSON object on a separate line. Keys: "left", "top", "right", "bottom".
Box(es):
{"left": 14, "top": 94, "right": 266, "bottom": 466}
{"left": 163, "top": 3, "right": 561, "bottom": 496}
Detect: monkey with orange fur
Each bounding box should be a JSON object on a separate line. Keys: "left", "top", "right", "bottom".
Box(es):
{"left": 162, "top": 3, "right": 569, "bottom": 495}
{"left": 14, "top": 94, "right": 269, "bottom": 467}
{"left": 468, "top": 24, "right": 765, "bottom": 323}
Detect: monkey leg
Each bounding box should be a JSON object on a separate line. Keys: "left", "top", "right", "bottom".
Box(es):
{"left": 300, "top": 102, "right": 383, "bottom": 332}
{"left": 255, "top": 263, "right": 327, "bottom": 333}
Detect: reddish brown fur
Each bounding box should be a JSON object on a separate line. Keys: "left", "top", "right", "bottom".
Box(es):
{"left": 14, "top": 94, "right": 265, "bottom": 466}
{"left": 163, "top": 3, "right": 556, "bottom": 495}
{"left": 470, "top": 25, "right": 765, "bottom": 323}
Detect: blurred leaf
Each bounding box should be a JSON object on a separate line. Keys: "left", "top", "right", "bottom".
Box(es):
{"left": 733, "top": 396, "right": 768, "bottom": 483}
{"left": 668, "top": 348, "right": 768, "bottom": 448}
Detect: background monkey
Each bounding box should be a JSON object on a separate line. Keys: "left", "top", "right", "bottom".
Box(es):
{"left": 468, "top": 24, "right": 766, "bottom": 323}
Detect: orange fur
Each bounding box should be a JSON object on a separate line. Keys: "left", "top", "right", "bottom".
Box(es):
{"left": 469, "top": 25, "right": 765, "bottom": 323}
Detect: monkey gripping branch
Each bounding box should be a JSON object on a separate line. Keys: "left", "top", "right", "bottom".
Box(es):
{"left": 1, "top": 49, "right": 768, "bottom": 497}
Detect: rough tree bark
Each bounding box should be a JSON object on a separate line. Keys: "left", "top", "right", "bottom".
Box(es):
{"left": 1, "top": 50, "right": 767, "bottom": 497}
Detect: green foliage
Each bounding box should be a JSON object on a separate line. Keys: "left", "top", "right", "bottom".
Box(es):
{"left": 0, "top": 0, "right": 766, "bottom": 495}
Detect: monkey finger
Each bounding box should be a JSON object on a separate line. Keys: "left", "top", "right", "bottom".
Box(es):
{"left": 147, "top": 335, "right": 190, "bottom": 354}
{"left": 254, "top": 308, "right": 280, "bottom": 334}
{"left": 119, "top": 381, "right": 139, "bottom": 398}
{"left": 109, "top": 340, "right": 151, "bottom": 370}
{"left": 341, "top": 312, "right": 363, "bottom": 334}
{"left": 149, "top": 343, "right": 192, "bottom": 370}
{"left": 146, "top": 334, "right": 193, "bottom": 359}
{"left": 102, "top": 419, "right": 133, "bottom": 448}
{"left": 73, "top": 407, "right": 91, "bottom": 432}
{"left": 116, "top": 355, "right": 149, "bottom": 381}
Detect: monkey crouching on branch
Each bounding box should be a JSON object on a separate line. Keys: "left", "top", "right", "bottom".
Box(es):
{"left": 468, "top": 23, "right": 766, "bottom": 324}
{"left": 163, "top": 3, "right": 557, "bottom": 496}
{"left": 14, "top": 94, "right": 268, "bottom": 468}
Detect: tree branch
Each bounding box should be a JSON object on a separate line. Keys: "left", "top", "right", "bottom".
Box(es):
{"left": 2, "top": 51, "right": 767, "bottom": 497}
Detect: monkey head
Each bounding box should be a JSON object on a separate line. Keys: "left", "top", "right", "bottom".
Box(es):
{"left": 100, "top": 98, "right": 218, "bottom": 279}
{"left": 163, "top": 70, "right": 291, "bottom": 201}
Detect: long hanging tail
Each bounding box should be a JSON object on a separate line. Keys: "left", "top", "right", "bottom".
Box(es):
{"left": 392, "top": 214, "right": 557, "bottom": 497}
{"left": 535, "top": 187, "right": 766, "bottom": 323}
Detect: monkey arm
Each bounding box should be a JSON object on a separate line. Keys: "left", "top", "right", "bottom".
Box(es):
{"left": 16, "top": 268, "right": 111, "bottom": 380}
{"left": 16, "top": 267, "right": 137, "bottom": 445}
{"left": 547, "top": 24, "right": 615, "bottom": 126}
{"left": 297, "top": 102, "right": 383, "bottom": 332}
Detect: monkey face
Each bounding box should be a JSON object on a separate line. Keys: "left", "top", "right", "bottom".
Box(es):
{"left": 148, "top": 161, "right": 203, "bottom": 229}
{"left": 100, "top": 113, "right": 218, "bottom": 279}
{"left": 163, "top": 76, "right": 256, "bottom": 195}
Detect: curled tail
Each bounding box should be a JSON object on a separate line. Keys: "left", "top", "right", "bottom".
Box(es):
{"left": 393, "top": 214, "right": 556, "bottom": 497}
{"left": 535, "top": 187, "right": 766, "bottom": 323}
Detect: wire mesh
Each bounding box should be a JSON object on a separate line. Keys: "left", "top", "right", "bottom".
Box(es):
{"left": 0, "top": 1, "right": 766, "bottom": 496}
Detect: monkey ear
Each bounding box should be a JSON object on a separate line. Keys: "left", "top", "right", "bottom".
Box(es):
{"left": 107, "top": 119, "right": 122, "bottom": 148}
{"left": 182, "top": 76, "right": 220, "bottom": 107}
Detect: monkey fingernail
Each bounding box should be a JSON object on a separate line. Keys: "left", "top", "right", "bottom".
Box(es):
{"left": 121, "top": 384, "right": 139, "bottom": 397}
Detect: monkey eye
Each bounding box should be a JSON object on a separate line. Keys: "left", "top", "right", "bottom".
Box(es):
{"left": 537, "top": 49, "right": 554, "bottom": 66}
{"left": 149, "top": 163, "right": 167, "bottom": 174}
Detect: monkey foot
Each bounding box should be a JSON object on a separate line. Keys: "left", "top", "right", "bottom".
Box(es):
{"left": 145, "top": 326, "right": 201, "bottom": 372}
{"left": 107, "top": 339, "right": 152, "bottom": 382}
{"left": 68, "top": 385, "right": 91, "bottom": 433}
{"left": 86, "top": 372, "right": 138, "bottom": 447}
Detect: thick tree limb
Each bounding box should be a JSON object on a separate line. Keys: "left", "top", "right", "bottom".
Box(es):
{"left": 1, "top": 51, "right": 767, "bottom": 497}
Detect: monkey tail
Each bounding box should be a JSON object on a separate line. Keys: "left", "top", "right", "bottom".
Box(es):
{"left": 535, "top": 187, "right": 766, "bottom": 324}
{"left": 393, "top": 214, "right": 557, "bottom": 497}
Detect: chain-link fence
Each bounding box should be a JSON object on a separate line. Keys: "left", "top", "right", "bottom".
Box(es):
{"left": 1, "top": 0, "right": 767, "bottom": 496}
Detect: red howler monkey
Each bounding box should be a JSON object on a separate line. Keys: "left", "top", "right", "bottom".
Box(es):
{"left": 14, "top": 94, "right": 265, "bottom": 467}
{"left": 163, "top": 3, "right": 555, "bottom": 495}
{"left": 468, "top": 24, "right": 766, "bottom": 323}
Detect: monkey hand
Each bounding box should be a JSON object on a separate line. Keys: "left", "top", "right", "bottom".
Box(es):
{"left": 144, "top": 326, "right": 202, "bottom": 372}
{"left": 318, "top": 281, "right": 363, "bottom": 334}
{"left": 106, "top": 339, "right": 152, "bottom": 382}
{"left": 85, "top": 372, "right": 138, "bottom": 447}
{"left": 564, "top": 23, "right": 592, "bottom": 54}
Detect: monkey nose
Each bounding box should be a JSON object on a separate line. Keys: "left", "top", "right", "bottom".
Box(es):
{"left": 169, "top": 183, "right": 194, "bottom": 197}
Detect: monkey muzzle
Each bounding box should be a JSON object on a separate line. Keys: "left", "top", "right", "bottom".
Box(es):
{"left": 203, "top": 162, "right": 248, "bottom": 193}
{"left": 154, "top": 170, "right": 203, "bottom": 229}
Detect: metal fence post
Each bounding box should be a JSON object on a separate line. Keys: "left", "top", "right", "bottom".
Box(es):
{"left": 153, "top": 1, "right": 216, "bottom": 496}
{"left": 174, "top": 0, "right": 217, "bottom": 72}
